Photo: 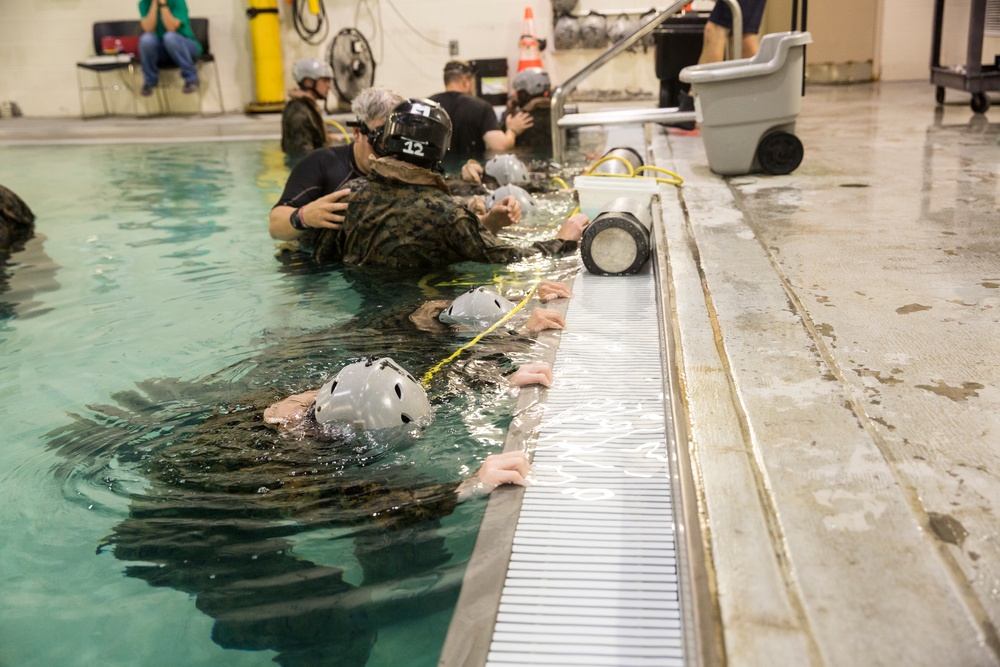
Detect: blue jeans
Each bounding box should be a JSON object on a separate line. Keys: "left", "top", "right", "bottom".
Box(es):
{"left": 139, "top": 32, "right": 200, "bottom": 86}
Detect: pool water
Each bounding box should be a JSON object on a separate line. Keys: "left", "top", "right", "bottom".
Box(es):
{"left": 0, "top": 140, "right": 579, "bottom": 666}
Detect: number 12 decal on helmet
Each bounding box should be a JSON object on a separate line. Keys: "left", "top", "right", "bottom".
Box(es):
{"left": 373, "top": 98, "right": 453, "bottom": 168}
{"left": 402, "top": 139, "right": 426, "bottom": 157}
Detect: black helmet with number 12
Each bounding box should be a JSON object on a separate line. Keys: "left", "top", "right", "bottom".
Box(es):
{"left": 373, "top": 98, "right": 453, "bottom": 168}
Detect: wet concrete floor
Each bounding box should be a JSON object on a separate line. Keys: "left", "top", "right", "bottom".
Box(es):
{"left": 654, "top": 80, "right": 1000, "bottom": 666}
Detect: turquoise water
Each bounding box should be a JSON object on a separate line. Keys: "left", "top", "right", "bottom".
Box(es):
{"left": 0, "top": 141, "right": 577, "bottom": 666}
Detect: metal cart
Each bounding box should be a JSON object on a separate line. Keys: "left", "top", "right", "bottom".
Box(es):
{"left": 930, "top": 0, "right": 1000, "bottom": 113}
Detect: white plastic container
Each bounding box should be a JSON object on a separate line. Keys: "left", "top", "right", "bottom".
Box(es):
{"left": 573, "top": 175, "right": 659, "bottom": 221}
{"left": 680, "top": 31, "right": 813, "bottom": 176}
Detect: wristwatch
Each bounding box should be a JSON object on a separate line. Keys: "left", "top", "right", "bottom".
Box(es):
{"left": 289, "top": 208, "right": 307, "bottom": 231}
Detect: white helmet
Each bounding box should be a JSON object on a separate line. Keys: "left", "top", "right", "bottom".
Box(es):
{"left": 485, "top": 154, "right": 530, "bottom": 186}
{"left": 293, "top": 58, "right": 334, "bottom": 85}
{"left": 312, "top": 357, "right": 431, "bottom": 431}
{"left": 486, "top": 184, "right": 536, "bottom": 215}
{"left": 439, "top": 287, "right": 516, "bottom": 328}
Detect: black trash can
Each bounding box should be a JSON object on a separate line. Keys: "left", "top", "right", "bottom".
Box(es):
{"left": 654, "top": 13, "right": 708, "bottom": 108}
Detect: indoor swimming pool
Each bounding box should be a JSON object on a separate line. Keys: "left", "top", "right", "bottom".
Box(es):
{"left": 0, "top": 139, "right": 586, "bottom": 666}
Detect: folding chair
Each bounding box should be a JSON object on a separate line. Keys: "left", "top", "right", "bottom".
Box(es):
{"left": 155, "top": 18, "right": 225, "bottom": 116}
{"left": 76, "top": 21, "right": 144, "bottom": 118}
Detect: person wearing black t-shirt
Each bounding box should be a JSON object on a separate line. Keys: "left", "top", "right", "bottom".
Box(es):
{"left": 269, "top": 87, "right": 404, "bottom": 249}
{"left": 429, "top": 60, "right": 533, "bottom": 174}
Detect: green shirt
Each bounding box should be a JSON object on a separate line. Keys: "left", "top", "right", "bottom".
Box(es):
{"left": 137, "top": 0, "right": 203, "bottom": 57}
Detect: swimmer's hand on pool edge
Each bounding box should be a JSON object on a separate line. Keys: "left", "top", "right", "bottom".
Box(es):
{"left": 300, "top": 188, "right": 351, "bottom": 230}
{"left": 509, "top": 361, "right": 554, "bottom": 387}
{"left": 537, "top": 281, "right": 573, "bottom": 302}
{"left": 457, "top": 451, "right": 533, "bottom": 501}
{"left": 520, "top": 308, "right": 564, "bottom": 335}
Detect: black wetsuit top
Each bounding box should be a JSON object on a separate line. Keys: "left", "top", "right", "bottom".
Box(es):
{"left": 273, "top": 143, "right": 361, "bottom": 248}
{"left": 429, "top": 91, "right": 500, "bottom": 172}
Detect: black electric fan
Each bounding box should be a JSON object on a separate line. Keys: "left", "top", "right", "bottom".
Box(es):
{"left": 327, "top": 28, "right": 376, "bottom": 110}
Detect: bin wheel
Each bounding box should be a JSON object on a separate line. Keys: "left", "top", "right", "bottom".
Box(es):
{"left": 935, "top": 87, "right": 945, "bottom": 105}
{"left": 971, "top": 93, "right": 990, "bottom": 114}
{"left": 757, "top": 131, "right": 804, "bottom": 175}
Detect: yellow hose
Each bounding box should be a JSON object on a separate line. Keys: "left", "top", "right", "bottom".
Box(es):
{"left": 584, "top": 154, "right": 636, "bottom": 177}
{"left": 324, "top": 119, "right": 351, "bottom": 143}
{"left": 634, "top": 165, "right": 684, "bottom": 185}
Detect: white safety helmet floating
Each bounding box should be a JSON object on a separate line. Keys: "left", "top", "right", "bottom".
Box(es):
{"left": 485, "top": 154, "right": 530, "bottom": 186}
{"left": 438, "top": 286, "right": 516, "bottom": 328}
{"left": 486, "top": 184, "right": 536, "bottom": 215}
{"left": 312, "top": 357, "right": 432, "bottom": 431}
{"left": 293, "top": 58, "right": 334, "bottom": 85}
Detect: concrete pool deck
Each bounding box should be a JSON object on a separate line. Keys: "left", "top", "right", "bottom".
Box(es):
{"left": 654, "top": 81, "right": 1000, "bottom": 666}
{"left": 3, "top": 80, "right": 999, "bottom": 665}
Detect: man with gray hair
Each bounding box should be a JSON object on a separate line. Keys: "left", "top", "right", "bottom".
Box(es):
{"left": 269, "top": 86, "right": 404, "bottom": 249}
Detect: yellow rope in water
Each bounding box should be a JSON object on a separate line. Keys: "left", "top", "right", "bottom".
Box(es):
{"left": 420, "top": 283, "right": 539, "bottom": 387}
{"left": 550, "top": 176, "right": 569, "bottom": 189}
{"left": 635, "top": 165, "right": 684, "bottom": 185}
{"left": 324, "top": 120, "right": 351, "bottom": 144}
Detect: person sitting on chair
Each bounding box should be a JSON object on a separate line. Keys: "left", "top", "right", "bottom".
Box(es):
{"left": 282, "top": 58, "right": 335, "bottom": 160}
{"left": 138, "top": 0, "right": 203, "bottom": 97}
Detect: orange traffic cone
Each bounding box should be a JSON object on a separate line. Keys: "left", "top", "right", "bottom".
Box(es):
{"left": 517, "top": 7, "right": 543, "bottom": 71}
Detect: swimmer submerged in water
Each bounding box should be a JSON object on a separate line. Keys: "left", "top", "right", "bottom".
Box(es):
{"left": 264, "top": 356, "right": 534, "bottom": 499}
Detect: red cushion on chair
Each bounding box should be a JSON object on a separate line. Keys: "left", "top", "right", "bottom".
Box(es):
{"left": 101, "top": 35, "right": 140, "bottom": 55}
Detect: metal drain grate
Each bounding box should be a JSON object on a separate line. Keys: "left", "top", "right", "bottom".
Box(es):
{"left": 485, "top": 270, "right": 684, "bottom": 667}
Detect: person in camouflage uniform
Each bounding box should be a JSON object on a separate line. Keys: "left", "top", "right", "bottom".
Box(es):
{"left": 281, "top": 59, "right": 334, "bottom": 161}
{"left": 0, "top": 184, "right": 34, "bottom": 256}
{"left": 311, "top": 98, "right": 588, "bottom": 268}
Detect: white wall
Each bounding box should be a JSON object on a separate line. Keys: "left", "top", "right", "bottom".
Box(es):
{"left": 0, "top": 0, "right": 991, "bottom": 118}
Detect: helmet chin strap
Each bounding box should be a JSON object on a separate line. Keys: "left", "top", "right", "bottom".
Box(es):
{"left": 300, "top": 80, "right": 330, "bottom": 113}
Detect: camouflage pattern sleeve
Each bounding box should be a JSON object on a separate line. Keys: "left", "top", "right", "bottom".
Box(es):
{"left": 281, "top": 98, "right": 328, "bottom": 157}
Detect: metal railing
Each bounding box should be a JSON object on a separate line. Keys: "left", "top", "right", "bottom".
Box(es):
{"left": 550, "top": 0, "right": 742, "bottom": 163}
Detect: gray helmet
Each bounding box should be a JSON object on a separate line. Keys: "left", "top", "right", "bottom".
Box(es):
{"left": 293, "top": 58, "right": 334, "bottom": 85}
{"left": 486, "top": 184, "right": 536, "bottom": 215}
{"left": 607, "top": 14, "right": 638, "bottom": 48}
{"left": 551, "top": 0, "right": 578, "bottom": 13}
{"left": 512, "top": 68, "right": 551, "bottom": 99}
{"left": 579, "top": 12, "right": 608, "bottom": 50}
{"left": 312, "top": 357, "right": 431, "bottom": 431}
{"left": 554, "top": 14, "right": 581, "bottom": 50}
{"left": 439, "top": 287, "right": 516, "bottom": 328}
{"left": 485, "top": 154, "right": 530, "bottom": 186}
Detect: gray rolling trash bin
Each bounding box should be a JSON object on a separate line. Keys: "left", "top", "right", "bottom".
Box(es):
{"left": 680, "top": 31, "right": 813, "bottom": 176}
